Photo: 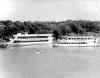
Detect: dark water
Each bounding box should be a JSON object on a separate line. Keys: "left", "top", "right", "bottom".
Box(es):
{"left": 0, "top": 46, "right": 100, "bottom": 78}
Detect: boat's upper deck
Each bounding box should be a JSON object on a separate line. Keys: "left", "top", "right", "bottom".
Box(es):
{"left": 9, "top": 33, "right": 53, "bottom": 43}
{"left": 61, "top": 35, "right": 95, "bottom": 40}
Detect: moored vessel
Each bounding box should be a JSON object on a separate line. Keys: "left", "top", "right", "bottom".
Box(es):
{"left": 7, "top": 33, "right": 53, "bottom": 47}
{"left": 54, "top": 35, "right": 98, "bottom": 47}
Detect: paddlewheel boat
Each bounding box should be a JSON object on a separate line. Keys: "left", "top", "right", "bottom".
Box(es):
{"left": 54, "top": 35, "right": 98, "bottom": 47}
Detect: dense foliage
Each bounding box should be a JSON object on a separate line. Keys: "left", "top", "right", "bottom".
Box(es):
{"left": 0, "top": 20, "right": 100, "bottom": 41}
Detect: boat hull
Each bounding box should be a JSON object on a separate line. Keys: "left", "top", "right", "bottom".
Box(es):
{"left": 7, "top": 42, "right": 53, "bottom": 47}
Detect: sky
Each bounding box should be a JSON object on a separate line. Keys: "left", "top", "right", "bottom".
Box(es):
{"left": 0, "top": 0, "right": 100, "bottom": 21}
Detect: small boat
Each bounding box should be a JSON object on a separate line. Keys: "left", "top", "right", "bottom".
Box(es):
{"left": 0, "top": 42, "right": 8, "bottom": 48}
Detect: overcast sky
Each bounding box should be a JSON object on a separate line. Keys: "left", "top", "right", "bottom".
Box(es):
{"left": 0, "top": 0, "right": 100, "bottom": 21}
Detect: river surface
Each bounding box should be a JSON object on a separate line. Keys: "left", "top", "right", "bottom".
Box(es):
{"left": 0, "top": 46, "right": 100, "bottom": 78}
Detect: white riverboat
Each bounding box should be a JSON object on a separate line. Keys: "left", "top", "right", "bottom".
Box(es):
{"left": 8, "top": 33, "right": 53, "bottom": 47}
{"left": 54, "top": 35, "right": 98, "bottom": 47}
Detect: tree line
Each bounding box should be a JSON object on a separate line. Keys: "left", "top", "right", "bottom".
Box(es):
{"left": 0, "top": 20, "right": 100, "bottom": 41}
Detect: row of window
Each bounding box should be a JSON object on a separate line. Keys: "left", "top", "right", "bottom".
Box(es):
{"left": 13, "top": 40, "right": 49, "bottom": 43}
{"left": 16, "top": 38, "right": 49, "bottom": 41}
{"left": 63, "top": 38, "right": 94, "bottom": 40}
{"left": 17, "top": 36, "right": 49, "bottom": 39}
{"left": 57, "top": 42, "right": 87, "bottom": 44}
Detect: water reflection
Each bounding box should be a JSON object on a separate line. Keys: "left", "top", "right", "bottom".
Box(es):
{"left": 0, "top": 47, "right": 100, "bottom": 78}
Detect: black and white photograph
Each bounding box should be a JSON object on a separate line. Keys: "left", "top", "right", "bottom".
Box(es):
{"left": 0, "top": 0, "right": 100, "bottom": 78}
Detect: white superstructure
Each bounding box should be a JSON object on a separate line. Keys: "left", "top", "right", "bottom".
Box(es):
{"left": 54, "top": 35, "right": 98, "bottom": 47}
{"left": 8, "top": 33, "right": 53, "bottom": 47}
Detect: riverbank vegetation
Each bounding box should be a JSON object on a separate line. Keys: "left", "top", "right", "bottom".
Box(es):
{"left": 0, "top": 20, "right": 100, "bottom": 41}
